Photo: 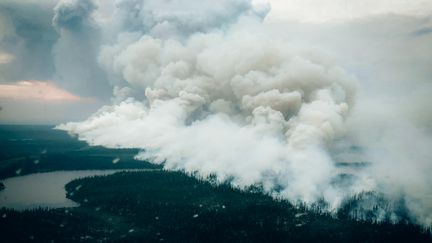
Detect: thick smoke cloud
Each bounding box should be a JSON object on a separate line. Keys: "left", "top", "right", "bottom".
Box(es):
{"left": 62, "top": 30, "right": 357, "bottom": 205}
{"left": 269, "top": 16, "right": 432, "bottom": 226}
{"left": 0, "top": 1, "right": 58, "bottom": 82}
{"left": 111, "top": 0, "right": 269, "bottom": 38}
{"left": 0, "top": 0, "right": 111, "bottom": 99}
{"left": 55, "top": 0, "right": 432, "bottom": 228}
{"left": 52, "top": 0, "right": 111, "bottom": 98}
{"left": 52, "top": 0, "right": 96, "bottom": 30}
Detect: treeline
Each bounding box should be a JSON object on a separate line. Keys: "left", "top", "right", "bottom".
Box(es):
{"left": 0, "top": 126, "right": 161, "bottom": 179}
{"left": 0, "top": 148, "right": 160, "bottom": 180}
{"left": 63, "top": 171, "right": 431, "bottom": 243}
{"left": 0, "top": 170, "right": 430, "bottom": 242}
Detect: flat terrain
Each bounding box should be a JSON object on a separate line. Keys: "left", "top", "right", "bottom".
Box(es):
{"left": 0, "top": 125, "right": 160, "bottom": 179}
{"left": 0, "top": 126, "right": 430, "bottom": 242}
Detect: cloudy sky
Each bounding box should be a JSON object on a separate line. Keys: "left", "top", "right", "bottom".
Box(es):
{"left": 0, "top": 0, "right": 431, "bottom": 124}
{"left": 1, "top": 0, "right": 432, "bottom": 227}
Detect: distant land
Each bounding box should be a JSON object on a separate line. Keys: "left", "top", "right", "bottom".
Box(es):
{"left": 0, "top": 125, "right": 430, "bottom": 242}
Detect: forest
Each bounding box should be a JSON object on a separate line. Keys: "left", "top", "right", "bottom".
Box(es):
{"left": 1, "top": 170, "right": 430, "bottom": 242}
{"left": 0, "top": 126, "right": 431, "bottom": 242}
{"left": 0, "top": 125, "right": 160, "bottom": 179}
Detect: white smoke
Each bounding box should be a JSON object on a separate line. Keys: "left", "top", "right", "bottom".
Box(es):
{"left": 56, "top": 0, "right": 432, "bottom": 228}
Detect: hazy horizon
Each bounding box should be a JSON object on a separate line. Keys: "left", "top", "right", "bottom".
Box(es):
{"left": 1, "top": 0, "right": 432, "bottom": 229}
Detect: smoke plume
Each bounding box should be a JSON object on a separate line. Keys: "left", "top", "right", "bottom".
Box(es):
{"left": 56, "top": 0, "right": 432, "bottom": 228}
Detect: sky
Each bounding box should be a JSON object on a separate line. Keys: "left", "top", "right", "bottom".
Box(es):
{"left": 267, "top": 0, "right": 432, "bottom": 22}
{"left": 1, "top": 0, "right": 432, "bottom": 228}
{"left": 0, "top": 0, "right": 431, "bottom": 124}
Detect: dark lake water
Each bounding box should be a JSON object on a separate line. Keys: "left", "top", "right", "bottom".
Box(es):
{"left": 0, "top": 125, "right": 159, "bottom": 210}
{"left": 0, "top": 170, "right": 122, "bottom": 210}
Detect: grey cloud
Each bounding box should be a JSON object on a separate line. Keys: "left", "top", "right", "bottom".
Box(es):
{"left": 0, "top": 1, "right": 58, "bottom": 82}
{"left": 112, "top": 0, "right": 269, "bottom": 38}
{"left": 52, "top": 0, "right": 96, "bottom": 30}
{"left": 59, "top": 8, "right": 432, "bottom": 228}
{"left": 2, "top": 0, "right": 432, "bottom": 228}
{"left": 52, "top": 0, "right": 111, "bottom": 98}
{"left": 0, "top": 0, "right": 112, "bottom": 99}
{"left": 413, "top": 26, "right": 432, "bottom": 36}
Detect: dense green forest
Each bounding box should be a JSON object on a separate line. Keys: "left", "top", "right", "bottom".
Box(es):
{"left": 1, "top": 171, "right": 430, "bottom": 242}
{"left": 0, "top": 125, "right": 160, "bottom": 179}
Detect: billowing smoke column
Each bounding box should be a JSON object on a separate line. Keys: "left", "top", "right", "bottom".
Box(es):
{"left": 56, "top": 0, "right": 432, "bottom": 228}
{"left": 52, "top": 0, "right": 111, "bottom": 98}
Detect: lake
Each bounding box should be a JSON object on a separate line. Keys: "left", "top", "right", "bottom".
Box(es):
{"left": 0, "top": 170, "right": 145, "bottom": 210}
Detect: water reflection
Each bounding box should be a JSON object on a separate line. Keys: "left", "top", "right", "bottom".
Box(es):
{"left": 0, "top": 170, "right": 136, "bottom": 210}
